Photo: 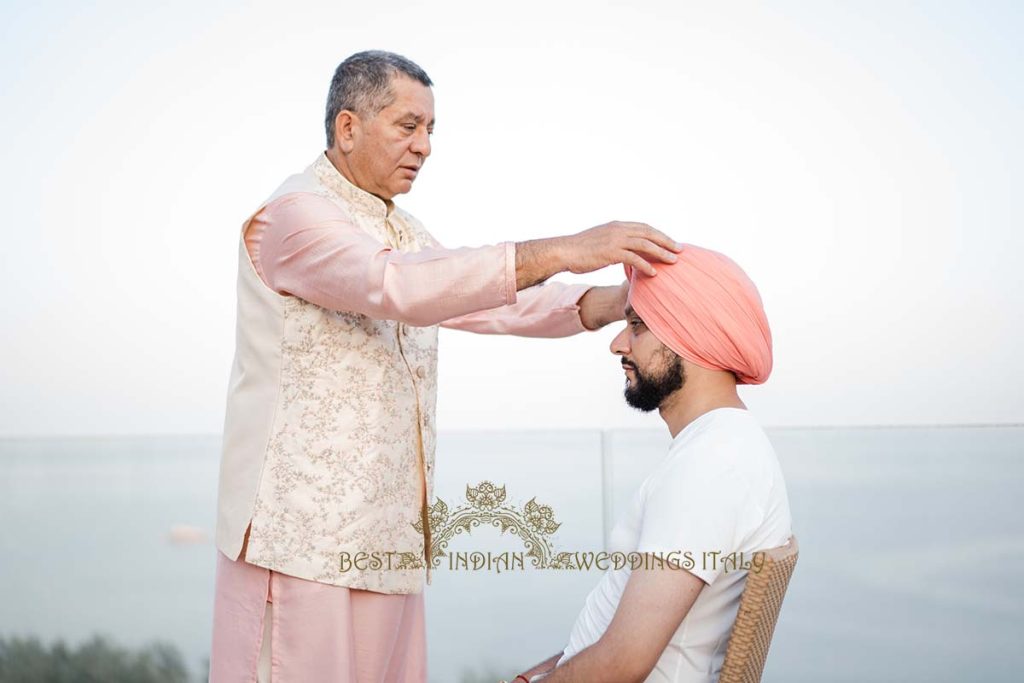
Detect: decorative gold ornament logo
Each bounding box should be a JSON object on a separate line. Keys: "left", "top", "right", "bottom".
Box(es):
{"left": 339, "top": 481, "right": 765, "bottom": 574}
{"left": 412, "top": 481, "right": 579, "bottom": 570}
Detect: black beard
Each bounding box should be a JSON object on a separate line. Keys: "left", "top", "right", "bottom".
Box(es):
{"left": 623, "top": 354, "right": 685, "bottom": 412}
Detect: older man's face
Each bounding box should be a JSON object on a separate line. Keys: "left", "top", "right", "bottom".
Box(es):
{"left": 349, "top": 75, "right": 434, "bottom": 200}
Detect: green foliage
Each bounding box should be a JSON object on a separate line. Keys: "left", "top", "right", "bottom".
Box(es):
{"left": 0, "top": 634, "right": 191, "bottom": 683}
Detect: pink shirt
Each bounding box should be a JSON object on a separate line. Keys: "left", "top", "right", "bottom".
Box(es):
{"left": 212, "top": 190, "right": 590, "bottom": 679}
{"left": 244, "top": 192, "right": 591, "bottom": 336}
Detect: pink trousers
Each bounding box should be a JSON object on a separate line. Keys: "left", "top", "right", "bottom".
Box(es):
{"left": 209, "top": 550, "right": 427, "bottom": 683}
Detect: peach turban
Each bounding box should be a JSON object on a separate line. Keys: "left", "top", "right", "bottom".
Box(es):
{"left": 625, "top": 244, "right": 773, "bottom": 385}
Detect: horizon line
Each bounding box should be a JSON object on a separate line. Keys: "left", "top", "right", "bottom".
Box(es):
{"left": 1, "top": 422, "right": 1023, "bottom": 441}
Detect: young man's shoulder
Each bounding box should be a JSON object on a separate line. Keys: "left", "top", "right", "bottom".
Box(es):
{"left": 671, "top": 409, "right": 773, "bottom": 461}
{"left": 645, "top": 410, "right": 778, "bottom": 505}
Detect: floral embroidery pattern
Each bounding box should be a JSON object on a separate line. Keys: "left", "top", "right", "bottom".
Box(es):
{"left": 244, "top": 155, "right": 441, "bottom": 594}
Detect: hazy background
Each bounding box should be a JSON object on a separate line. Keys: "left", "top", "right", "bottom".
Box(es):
{"left": 4, "top": 426, "right": 1023, "bottom": 681}
{"left": 1, "top": 0, "right": 1021, "bottom": 436}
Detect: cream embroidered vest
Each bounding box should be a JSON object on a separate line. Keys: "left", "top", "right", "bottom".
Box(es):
{"left": 216, "top": 153, "right": 437, "bottom": 594}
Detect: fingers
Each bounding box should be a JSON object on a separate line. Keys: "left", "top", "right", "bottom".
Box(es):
{"left": 642, "top": 226, "right": 685, "bottom": 253}
{"left": 613, "top": 222, "right": 683, "bottom": 253}
{"left": 566, "top": 222, "right": 679, "bottom": 276}
{"left": 625, "top": 237, "right": 679, "bottom": 265}
{"left": 622, "top": 251, "right": 658, "bottom": 277}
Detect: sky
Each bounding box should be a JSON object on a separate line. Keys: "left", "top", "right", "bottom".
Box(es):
{"left": 1, "top": 0, "right": 1021, "bottom": 436}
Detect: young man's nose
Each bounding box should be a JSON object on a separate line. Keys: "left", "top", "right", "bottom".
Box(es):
{"left": 610, "top": 325, "right": 631, "bottom": 356}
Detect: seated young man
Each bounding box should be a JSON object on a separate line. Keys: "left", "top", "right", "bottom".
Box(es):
{"left": 510, "top": 245, "right": 793, "bottom": 683}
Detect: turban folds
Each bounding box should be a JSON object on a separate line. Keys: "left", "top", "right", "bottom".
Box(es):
{"left": 625, "top": 245, "right": 773, "bottom": 385}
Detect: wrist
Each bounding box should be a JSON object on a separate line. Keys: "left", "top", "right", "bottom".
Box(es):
{"left": 545, "top": 235, "right": 569, "bottom": 273}
{"left": 515, "top": 237, "right": 564, "bottom": 290}
{"left": 597, "top": 284, "right": 623, "bottom": 328}
{"left": 578, "top": 286, "right": 601, "bottom": 331}
{"left": 579, "top": 285, "right": 622, "bottom": 331}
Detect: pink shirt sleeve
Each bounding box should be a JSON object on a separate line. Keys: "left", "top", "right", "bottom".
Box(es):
{"left": 440, "top": 282, "right": 592, "bottom": 337}
{"left": 244, "top": 192, "right": 518, "bottom": 327}
{"left": 413, "top": 227, "right": 592, "bottom": 338}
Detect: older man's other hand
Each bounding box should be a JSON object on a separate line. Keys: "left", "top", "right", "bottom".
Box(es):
{"left": 578, "top": 280, "right": 630, "bottom": 331}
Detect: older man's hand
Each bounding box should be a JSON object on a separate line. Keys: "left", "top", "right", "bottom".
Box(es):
{"left": 560, "top": 221, "right": 682, "bottom": 276}
{"left": 578, "top": 280, "right": 630, "bottom": 331}
{"left": 516, "top": 222, "right": 682, "bottom": 290}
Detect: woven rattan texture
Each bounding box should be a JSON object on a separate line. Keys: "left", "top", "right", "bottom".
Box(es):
{"left": 718, "top": 536, "right": 799, "bottom": 683}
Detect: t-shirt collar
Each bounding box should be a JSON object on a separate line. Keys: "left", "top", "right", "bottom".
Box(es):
{"left": 669, "top": 407, "right": 749, "bottom": 449}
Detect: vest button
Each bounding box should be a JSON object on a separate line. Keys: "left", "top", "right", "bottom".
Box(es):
{"left": 416, "top": 366, "right": 427, "bottom": 379}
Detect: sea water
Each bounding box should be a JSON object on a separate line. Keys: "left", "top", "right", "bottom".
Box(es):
{"left": 1, "top": 426, "right": 1021, "bottom": 682}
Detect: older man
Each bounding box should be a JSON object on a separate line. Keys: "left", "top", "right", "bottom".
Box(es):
{"left": 208, "top": 51, "right": 681, "bottom": 682}
{"left": 511, "top": 245, "right": 792, "bottom": 683}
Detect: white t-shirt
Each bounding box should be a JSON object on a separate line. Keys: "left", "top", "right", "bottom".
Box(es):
{"left": 557, "top": 407, "right": 792, "bottom": 682}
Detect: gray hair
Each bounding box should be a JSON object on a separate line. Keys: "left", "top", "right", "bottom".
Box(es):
{"left": 324, "top": 50, "right": 433, "bottom": 147}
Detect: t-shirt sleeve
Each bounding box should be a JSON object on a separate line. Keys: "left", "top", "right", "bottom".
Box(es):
{"left": 636, "top": 455, "right": 758, "bottom": 585}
